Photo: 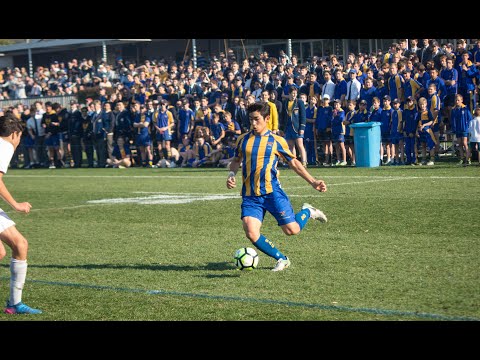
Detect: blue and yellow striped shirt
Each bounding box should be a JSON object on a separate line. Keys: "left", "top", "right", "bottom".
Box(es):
{"left": 234, "top": 130, "right": 295, "bottom": 197}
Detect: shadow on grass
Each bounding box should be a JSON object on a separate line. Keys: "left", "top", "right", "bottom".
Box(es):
{"left": 0, "top": 261, "right": 234, "bottom": 272}
{"left": 202, "top": 273, "right": 241, "bottom": 278}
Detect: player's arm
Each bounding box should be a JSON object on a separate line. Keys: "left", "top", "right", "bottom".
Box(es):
{"left": 288, "top": 158, "right": 327, "bottom": 192}
{"left": 226, "top": 156, "right": 241, "bottom": 189}
{"left": 214, "top": 128, "right": 225, "bottom": 146}
{"left": 0, "top": 173, "right": 32, "bottom": 213}
{"left": 271, "top": 103, "right": 279, "bottom": 133}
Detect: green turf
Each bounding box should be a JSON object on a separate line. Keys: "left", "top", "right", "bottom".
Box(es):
{"left": 0, "top": 162, "right": 479, "bottom": 321}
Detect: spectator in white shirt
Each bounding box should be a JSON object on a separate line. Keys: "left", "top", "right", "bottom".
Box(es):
{"left": 321, "top": 70, "right": 335, "bottom": 102}
{"left": 468, "top": 107, "right": 480, "bottom": 165}
{"left": 345, "top": 69, "right": 362, "bottom": 103}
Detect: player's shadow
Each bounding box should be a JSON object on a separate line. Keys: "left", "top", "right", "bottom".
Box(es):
{"left": 3, "top": 262, "right": 234, "bottom": 272}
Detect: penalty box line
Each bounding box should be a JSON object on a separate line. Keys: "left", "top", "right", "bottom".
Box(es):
{"left": 2, "top": 276, "right": 477, "bottom": 321}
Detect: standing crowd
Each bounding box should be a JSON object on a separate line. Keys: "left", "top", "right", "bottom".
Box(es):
{"left": 2, "top": 38, "right": 480, "bottom": 170}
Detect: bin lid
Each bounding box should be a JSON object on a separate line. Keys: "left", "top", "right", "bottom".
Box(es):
{"left": 349, "top": 121, "right": 381, "bottom": 128}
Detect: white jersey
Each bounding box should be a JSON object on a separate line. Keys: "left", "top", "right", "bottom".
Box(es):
{"left": 0, "top": 137, "right": 14, "bottom": 174}
{"left": 468, "top": 117, "right": 480, "bottom": 143}
{"left": 0, "top": 138, "right": 16, "bottom": 232}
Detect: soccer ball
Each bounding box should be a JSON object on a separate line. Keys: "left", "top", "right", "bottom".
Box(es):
{"left": 234, "top": 247, "right": 259, "bottom": 270}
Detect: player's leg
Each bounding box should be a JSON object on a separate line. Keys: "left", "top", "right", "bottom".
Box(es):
{"left": 287, "top": 138, "right": 296, "bottom": 158}
{"left": 241, "top": 196, "right": 288, "bottom": 264}
{"left": 0, "top": 241, "right": 6, "bottom": 260}
{"left": 339, "top": 140, "right": 346, "bottom": 164}
{"left": 272, "top": 190, "right": 326, "bottom": 238}
{"left": 295, "top": 137, "right": 307, "bottom": 167}
{"left": 380, "top": 140, "right": 384, "bottom": 164}
{"left": 58, "top": 138, "right": 65, "bottom": 166}
{"left": 462, "top": 136, "right": 471, "bottom": 164}
{"left": 391, "top": 142, "right": 397, "bottom": 164}
{"left": 399, "top": 138, "right": 404, "bottom": 164}
{"left": 47, "top": 146, "right": 55, "bottom": 168}
{"left": 146, "top": 144, "right": 153, "bottom": 167}
{"left": 0, "top": 224, "right": 41, "bottom": 314}
{"left": 242, "top": 216, "right": 287, "bottom": 261}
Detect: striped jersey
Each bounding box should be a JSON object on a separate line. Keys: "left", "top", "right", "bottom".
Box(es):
{"left": 234, "top": 130, "right": 295, "bottom": 197}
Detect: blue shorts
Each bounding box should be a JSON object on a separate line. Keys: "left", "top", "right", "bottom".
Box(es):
{"left": 156, "top": 131, "right": 172, "bottom": 142}
{"left": 344, "top": 135, "right": 353, "bottom": 144}
{"left": 241, "top": 188, "right": 296, "bottom": 226}
{"left": 23, "top": 136, "right": 34, "bottom": 148}
{"left": 390, "top": 134, "right": 401, "bottom": 145}
{"left": 136, "top": 135, "right": 152, "bottom": 147}
{"left": 420, "top": 130, "right": 436, "bottom": 151}
{"left": 456, "top": 132, "right": 469, "bottom": 138}
{"left": 285, "top": 126, "right": 303, "bottom": 140}
{"left": 332, "top": 133, "right": 345, "bottom": 143}
{"left": 316, "top": 130, "right": 331, "bottom": 141}
{"left": 381, "top": 132, "right": 390, "bottom": 143}
{"left": 45, "top": 134, "right": 60, "bottom": 147}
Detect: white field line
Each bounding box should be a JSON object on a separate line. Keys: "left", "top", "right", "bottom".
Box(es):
{"left": 29, "top": 204, "right": 112, "bottom": 212}
{"left": 9, "top": 175, "right": 477, "bottom": 213}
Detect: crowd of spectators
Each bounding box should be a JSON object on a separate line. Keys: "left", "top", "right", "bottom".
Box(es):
{"left": 2, "top": 38, "right": 480, "bottom": 169}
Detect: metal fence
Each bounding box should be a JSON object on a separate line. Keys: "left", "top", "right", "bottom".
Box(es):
{"left": 0, "top": 95, "right": 78, "bottom": 109}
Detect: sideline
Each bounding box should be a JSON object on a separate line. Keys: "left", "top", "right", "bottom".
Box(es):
{"left": 0, "top": 276, "right": 476, "bottom": 321}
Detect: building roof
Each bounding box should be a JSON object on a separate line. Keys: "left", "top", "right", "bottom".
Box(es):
{"left": 0, "top": 39, "right": 151, "bottom": 55}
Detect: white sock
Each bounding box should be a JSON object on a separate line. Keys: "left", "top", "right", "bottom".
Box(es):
{"left": 10, "top": 258, "right": 27, "bottom": 306}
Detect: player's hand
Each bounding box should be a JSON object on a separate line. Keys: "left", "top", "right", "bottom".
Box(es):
{"left": 14, "top": 202, "right": 32, "bottom": 214}
{"left": 226, "top": 174, "right": 236, "bottom": 189}
{"left": 311, "top": 179, "right": 327, "bottom": 192}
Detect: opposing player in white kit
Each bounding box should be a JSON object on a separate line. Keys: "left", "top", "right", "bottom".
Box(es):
{"left": 0, "top": 113, "right": 42, "bottom": 314}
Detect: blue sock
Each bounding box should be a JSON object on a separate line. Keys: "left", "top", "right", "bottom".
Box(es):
{"left": 253, "top": 234, "right": 286, "bottom": 260}
{"left": 295, "top": 208, "right": 310, "bottom": 230}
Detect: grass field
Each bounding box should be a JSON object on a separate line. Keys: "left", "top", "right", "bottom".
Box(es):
{"left": 0, "top": 162, "right": 479, "bottom": 321}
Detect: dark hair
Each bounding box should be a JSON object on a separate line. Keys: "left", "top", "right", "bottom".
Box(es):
{"left": 0, "top": 114, "right": 24, "bottom": 137}
{"left": 247, "top": 102, "right": 270, "bottom": 118}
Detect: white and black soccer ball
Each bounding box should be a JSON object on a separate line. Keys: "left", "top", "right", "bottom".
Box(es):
{"left": 234, "top": 247, "right": 259, "bottom": 271}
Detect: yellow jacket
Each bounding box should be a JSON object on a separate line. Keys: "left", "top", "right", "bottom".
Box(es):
{"left": 267, "top": 101, "right": 279, "bottom": 132}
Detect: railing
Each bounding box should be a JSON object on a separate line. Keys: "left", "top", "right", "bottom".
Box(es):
{"left": 0, "top": 95, "right": 78, "bottom": 109}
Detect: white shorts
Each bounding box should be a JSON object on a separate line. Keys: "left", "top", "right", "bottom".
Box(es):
{"left": 0, "top": 208, "right": 16, "bottom": 233}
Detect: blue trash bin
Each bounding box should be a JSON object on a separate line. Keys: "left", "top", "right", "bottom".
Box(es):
{"left": 349, "top": 122, "right": 381, "bottom": 167}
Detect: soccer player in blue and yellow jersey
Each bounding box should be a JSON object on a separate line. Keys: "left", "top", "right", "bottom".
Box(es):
{"left": 226, "top": 102, "right": 327, "bottom": 272}
{"left": 416, "top": 97, "right": 437, "bottom": 166}
{"left": 154, "top": 100, "right": 175, "bottom": 165}
{"left": 451, "top": 94, "right": 473, "bottom": 166}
